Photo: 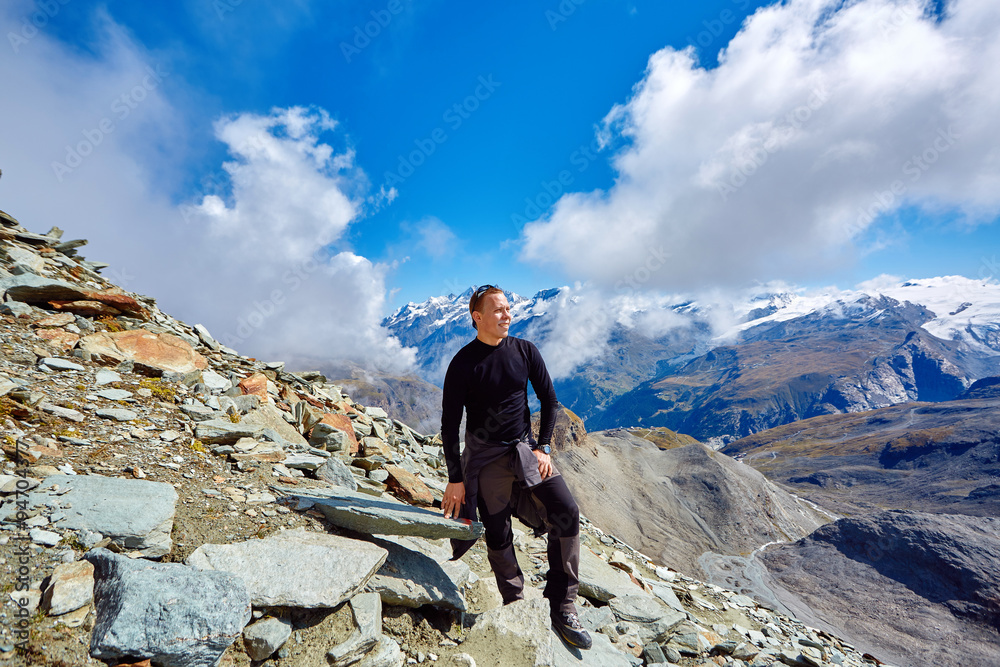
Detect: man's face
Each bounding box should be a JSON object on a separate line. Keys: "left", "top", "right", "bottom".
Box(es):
{"left": 475, "top": 292, "right": 511, "bottom": 341}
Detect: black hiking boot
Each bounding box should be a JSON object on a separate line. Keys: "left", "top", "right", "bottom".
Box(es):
{"left": 551, "top": 610, "right": 592, "bottom": 650}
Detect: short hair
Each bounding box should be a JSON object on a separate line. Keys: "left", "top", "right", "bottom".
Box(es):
{"left": 469, "top": 285, "right": 503, "bottom": 330}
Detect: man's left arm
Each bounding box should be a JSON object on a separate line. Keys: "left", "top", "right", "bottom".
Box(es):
{"left": 526, "top": 341, "right": 559, "bottom": 478}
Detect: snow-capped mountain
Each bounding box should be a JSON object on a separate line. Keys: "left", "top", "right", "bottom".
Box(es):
{"left": 383, "top": 287, "right": 562, "bottom": 385}
{"left": 384, "top": 277, "right": 1000, "bottom": 437}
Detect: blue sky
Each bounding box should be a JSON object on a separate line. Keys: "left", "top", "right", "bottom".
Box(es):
{"left": 2, "top": 0, "right": 999, "bottom": 370}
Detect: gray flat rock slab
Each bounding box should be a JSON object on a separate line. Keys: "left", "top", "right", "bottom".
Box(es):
{"left": 242, "top": 403, "right": 308, "bottom": 447}
{"left": 462, "top": 598, "right": 554, "bottom": 666}
{"left": 86, "top": 548, "right": 250, "bottom": 667}
{"left": 243, "top": 616, "right": 293, "bottom": 661}
{"left": 96, "top": 408, "right": 138, "bottom": 422}
{"left": 40, "top": 357, "right": 85, "bottom": 372}
{"left": 609, "top": 594, "right": 686, "bottom": 643}
{"left": 201, "top": 368, "right": 232, "bottom": 391}
{"left": 553, "top": 627, "right": 642, "bottom": 667}
{"left": 186, "top": 527, "right": 387, "bottom": 608}
{"left": 355, "top": 635, "right": 404, "bottom": 667}
{"left": 95, "top": 388, "right": 133, "bottom": 400}
{"left": 38, "top": 402, "right": 85, "bottom": 422}
{"left": 316, "top": 456, "right": 359, "bottom": 491}
{"left": 180, "top": 404, "right": 218, "bottom": 421}
{"left": 1, "top": 474, "right": 177, "bottom": 557}
{"left": 30, "top": 528, "right": 62, "bottom": 546}
{"left": 94, "top": 369, "right": 122, "bottom": 385}
{"left": 578, "top": 547, "right": 645, "bottom": 602}
{"left": 329, "top": 592, "right": 381, "bottom": 666}
{"left": 0, "top": 274, "right": 86, "bottom": 303}
{"left": 283, "top": 452, "right": 327, "bottom": 470}
{"left": 194, "top": 418, "right": 265, "bottom": 443}
{"left": 365, "top": 535, "right": 470, "bottom": 611}
{"left": 648, "top": 581, "right": 685, "bottom": 613}
{"left": 272, "top": 484, "right": 484, "bottom": 541}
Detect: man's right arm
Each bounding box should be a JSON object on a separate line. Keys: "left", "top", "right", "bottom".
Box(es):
{"left": 441, "top": 356, "right": 466, "bottom": 518}
{"left": 440, "top": 356, "right": 466, "bottom": 485}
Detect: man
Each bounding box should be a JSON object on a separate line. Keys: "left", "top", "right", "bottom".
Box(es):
{"left": 440, "top": 285, "right": 592, "bottom": 650}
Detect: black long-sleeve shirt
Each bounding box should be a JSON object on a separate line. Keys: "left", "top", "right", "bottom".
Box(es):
{"left": 441, "top": 336, "right": 558, "bottom": 483}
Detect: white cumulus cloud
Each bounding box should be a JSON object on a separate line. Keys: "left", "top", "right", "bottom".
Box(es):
{"left": 181, "top": 108, "right": 416, "bottom": 372}
{"left": 0, "top": 4, "right": 414, "bottom": 373}
{"left": 522, "top": 0, "right": 1000, "bottom": 291}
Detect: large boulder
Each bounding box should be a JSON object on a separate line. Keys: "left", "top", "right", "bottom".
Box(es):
{"left": 365, "top": 535, "right": 470, "bottom": 611}
{"left": 242, "top": 403, "right": 308, "bottom": 447}
{"left": 85, "top": 548, "right": 250, "bottom": 667}
{"left": 318, "top": 412, "right": 360, "bottom": 455}
{"left": 186, "top": 528, "right": 387, "bottom": 608}
{"left": 577, "top": 547, "right": 644, "bottom": 602}
{"left": 79, "top": 330, "right": 207, "bottom": 374}
{"left": 1, "top": 474, "right": 177, "bottom": 557}
{"left": 460, "top": 598, "right": 554, "bottom": 667}
{"left": 0, "top": 274, "right": 86, "bottom": 303}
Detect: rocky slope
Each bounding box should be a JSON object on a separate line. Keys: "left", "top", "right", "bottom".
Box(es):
{"left": 720, "top": 398, "right": 1000, "bottom": 517}
{"left": 758, "top": 510, "right": 1000, "bottom": 667}
{"left": 0, "top": 209, "right": 886, "bottom": 667}
{"left": 550, "top": 428, "right": 832, "bottom": 581}
{"left": 310, "top": 361, "right": 443, "bottom": 436}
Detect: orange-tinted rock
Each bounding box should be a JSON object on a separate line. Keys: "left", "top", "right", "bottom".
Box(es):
{"left": 383, "top": 464, "right": 434, "bottom": 507}
{"left": 33, "top": 312, "right": 75, "bottom": 327}
{"left": 49, "top": 300, "right": 122, "bottom": 317}
{"left": 298, "top": 393, "right": 326, "bottom": 409}
{"left": 279, "top": 386, "right": 299, "bottom": 406}
{"left": 34, "top": 328, "right": 80, "bottom": 350}
{"left": 84, "top": 291, "right": 149, "bottom": 318}
{"left": 333, "top": 400, "right": 356, "bottom": 414}
{"left": 238, "top": 373, "right": 269, "bottom": 401}
{"left": 318, "top": 413, "right": 359, "bottom": 455}
{"left": 22, "top": 443, "right": 63, "bottom": 463}
{"left": 79, "top": 330, "right": 208, "bottom": 374}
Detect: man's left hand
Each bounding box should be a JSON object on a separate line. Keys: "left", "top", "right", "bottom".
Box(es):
{"left": 534, "top": 449, "right": 553, "bottom": 479}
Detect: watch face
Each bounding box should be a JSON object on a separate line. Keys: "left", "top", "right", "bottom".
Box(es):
{"left": 542, "top": 445, "right": 551, "bottom": 454}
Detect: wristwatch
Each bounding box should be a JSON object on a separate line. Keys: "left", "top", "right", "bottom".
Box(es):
{"left": 534, "top": 444, "right": 551, "bottom": 455}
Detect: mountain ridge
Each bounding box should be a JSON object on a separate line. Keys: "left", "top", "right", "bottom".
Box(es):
{"left": 386, "top": 279, "right": 1000, "bottom": 442}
